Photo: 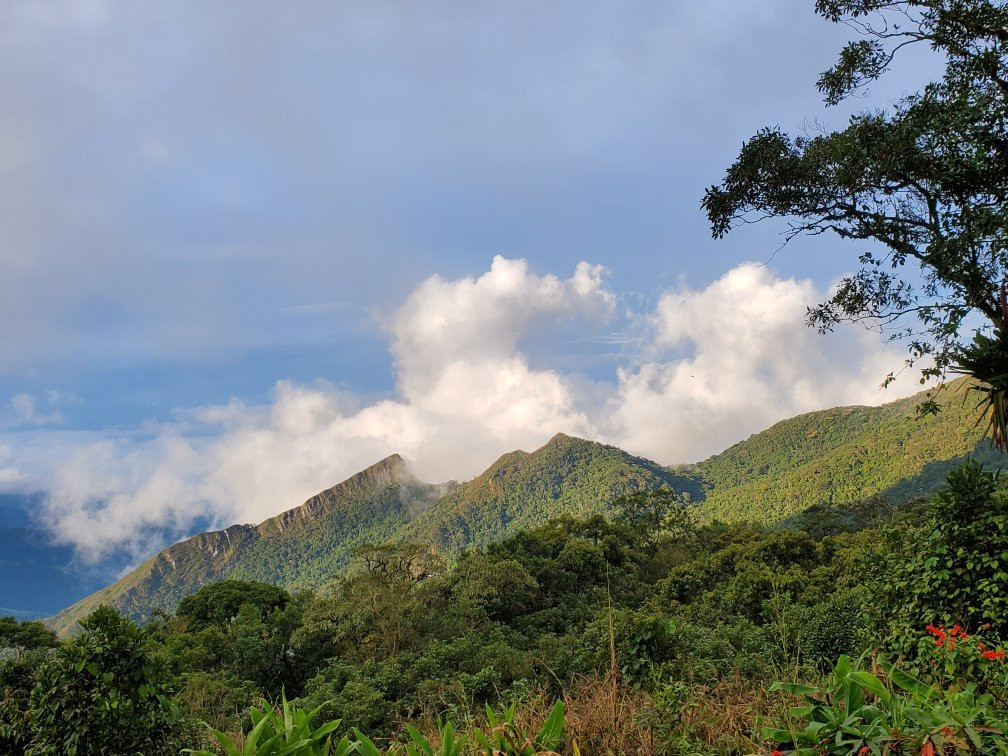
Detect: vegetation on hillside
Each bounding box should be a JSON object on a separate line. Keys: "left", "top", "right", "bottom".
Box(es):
{"left": 49, "top": 381, "right": 994, "bottom": 637}
{"left": 6, "top": 455, "right": 1008, "bottom": 753}
{"left": 695, "top": 378, "right": 998, "bottom": 523}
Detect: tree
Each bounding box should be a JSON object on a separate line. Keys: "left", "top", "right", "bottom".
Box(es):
{"left": 175, "top": 579, "right": 290, "bottom": 632}
{"left": 613, "top": 489, "right": 690, "bottom": 554}
{"left": 27, "top": 606, "right": 179, "bottom": 755}
{"left": 876, "top": 460, "right": 1008, "bottom": 653}
{"left": 703, "top": 1, "right": 1008, "bottom": 443}
{"left": 0, "top": 618, "right": 58, "bottom": 755}
{"left": 0, "top": 618, "right": 57, "bottom": 657}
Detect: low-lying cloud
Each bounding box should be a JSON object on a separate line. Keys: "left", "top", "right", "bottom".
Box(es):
{"left": 3, "top": 258, "right": 920, "bottom": 562}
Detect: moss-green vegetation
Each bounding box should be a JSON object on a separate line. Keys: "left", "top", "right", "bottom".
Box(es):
{"left": 49, "top": 380, "right": 999, "bottom": 640}
{"left": 8, "top": 456, "right": 1008, "bottom": 753}
{"left": 694, "top": 378, "right": 997, "bottom": 523}
{"left": 403, "top": 432, "right": 704, "bottom": 553}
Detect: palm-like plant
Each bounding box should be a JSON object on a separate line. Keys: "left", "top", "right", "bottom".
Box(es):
{"left": 953, "top": 330, "right": 1008, "bottom": 450}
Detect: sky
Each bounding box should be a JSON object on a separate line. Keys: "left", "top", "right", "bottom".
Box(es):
{"left": 0, "top": 1, "right": 944, "bottom": 564}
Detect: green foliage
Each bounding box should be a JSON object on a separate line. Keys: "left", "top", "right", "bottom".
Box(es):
{"left": 954, "top": 331, "right": 1008, "bottom": 449}
{"left": 184, "top": 690, "right": 353, "bottom": 756}
{"left": 52, "top": 385, "right": 1001, "bottom": 638}
{"left": 177, "top": 579, "right": 291, "bottom": 631}
{"left": 0, "top": 649, "right": 50, "bottom": 755}
{"left": 704, "top": 0, "right": 1008, "bottom": 418}
{"left": 33, "top": 412, "right": 1008, "bottom": 754}
{"left": 402, "top": 719, "right": 463, "bottom": 756}
{"left": 27, "top": 605, "right": 179, "bottom": 756}
{"left": 0, "top": 617, "right": 59, "bottom": 755}
{"left": 175, "top": 670, "right": 262, "bottom": 742}
{"left": 158, "top": 581, "right": 307, "bottom": 704}
{"left": 763, "top": 654, "right": 1008, "bottom": 754}
{"left": 448, "top": 555, "right": 540, "bottom": 623}
{"left": 880, "top": 460, "right": 1008, "bottom": 652}
{"left": 0, "top": 617, "right": 57, "bottom": 656}
{"left": 405, "top": 433, "right": 703, "bottom": 553}
{"left": 695, "top": 379, "right": 1000, "bottom": 524}
{"left": 913, "top": 624, "right": 1008, "bottom": 696}
{"left": 471, "top": 700, "right": 565, "bottom": 756}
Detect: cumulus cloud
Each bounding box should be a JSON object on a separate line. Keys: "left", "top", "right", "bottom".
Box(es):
{"left": 20, "top": 258, "right": 612, "bottom": 561}
{"left": 5, "top": 258, "right": 920, "bottom": 563}
{"left": 604, "top": 265, "right": 917, "bottom": 461}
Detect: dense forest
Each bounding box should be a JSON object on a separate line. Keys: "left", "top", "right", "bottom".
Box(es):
{"left": 49, "top": 378, "right": 992, "bottom": 638}
{"left": 4, "top": 456, "right": 1008, "bottom": 754}
{"left": 5, "top": 0, "right": 1008, "bottom": 750}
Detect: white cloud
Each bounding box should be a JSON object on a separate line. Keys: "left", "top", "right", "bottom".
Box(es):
{"left": 604, "top": 265, "right": 918, "bottom": 462}
{"left": 4, "top": 258, "right": 921, "bottom": 562}
{"left": 389, "top": 255, "right": 613, "bottom": 398}
{"left": 2, "top": 392, "right": 67, "bottom": 428}
{"left": 0, "top": 443, "right": 22, "bottom": 484}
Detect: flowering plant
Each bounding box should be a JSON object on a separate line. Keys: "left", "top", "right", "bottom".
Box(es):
{"left": 918, "top": 622, "right": 1008, "bottom": 697}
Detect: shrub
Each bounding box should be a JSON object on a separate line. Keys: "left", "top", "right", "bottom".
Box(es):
{"left": 763, "top": 654, "right": 1008, "bottom": 754}
{"left": 881, "top": 461, "right": 1008, "bottom": 656}
{"left": 27, "top": 606, "right": 180, "bottom": 756}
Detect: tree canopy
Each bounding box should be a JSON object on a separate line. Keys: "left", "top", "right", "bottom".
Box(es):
{"left": 703, "top": 0, "right": 1008, "bottom": 442}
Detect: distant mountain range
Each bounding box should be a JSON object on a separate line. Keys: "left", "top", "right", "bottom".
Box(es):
{"left": 47, "top": 378, "right": 1003, "bottom": 635}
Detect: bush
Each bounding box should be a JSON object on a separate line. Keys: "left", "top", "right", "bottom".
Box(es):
{"left": 880, "top": 460, "right": 1008, "bottom": 656}
{"left": 27, "top": 606, "right": 180, "bottom": 756}
{"left": 763, "top": 654, "right": 1008, "bottom": 754}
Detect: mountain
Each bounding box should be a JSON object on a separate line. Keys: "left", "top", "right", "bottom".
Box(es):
{"left": 48, "top": 379, "right": 1003, "bottom": 635}
{"left": 691, "top": 378, "right": 998, "bottom": 524}
{"left": 48, "top": 437, "right": 697, "bottom": 635}
{"left": 403, "top": 432, "right": 703, "bottom": 551}
{"left": 48, "top": 455, "right": 448, "bottom": 636}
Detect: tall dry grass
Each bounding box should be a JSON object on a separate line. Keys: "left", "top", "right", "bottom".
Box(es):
{"left": 400, "top": 672, "right": 773, "bottom": 755}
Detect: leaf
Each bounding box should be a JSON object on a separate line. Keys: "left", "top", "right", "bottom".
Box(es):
{"left": 242, "top": 713, "right": 273, "bottom": 756}
{"left": 406, "top": 724, "right": 435, "bottom": 756}
{"left": 352, "top": 728, "right": 384, "bottom": 756}
{"left": 848, "top": 671, "right": 891, "bottom": 706}
{"left": 879, "top": 658, "right": 934, "bottom": 699}
{"left": 536, "top": 700, "right": 564, "bottom": 750}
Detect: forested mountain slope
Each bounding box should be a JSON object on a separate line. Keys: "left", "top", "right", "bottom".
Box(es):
{"left": 402, "top": 432, "right": 704, "bottom": 552}
{"left": 49, "top": 380, "right": 1000, "bottom": 636}
{"left": 49, "top": 455, "right": 444, "bottom": 636}
{"left": 49, "top": 437, "right": 697, "bottom": 635}
{"left": 692, "top": 378, "right": 997, "bottom": 523}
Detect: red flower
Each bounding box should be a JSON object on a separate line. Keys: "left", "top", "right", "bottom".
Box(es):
{"left": 982, "top": 649, "right": 1006, "bottom": 661}
{"left": 978, "top": 643, "right": 987, "bottom": 651}
{"left": 926, "top": 624, "right": 948, "bottom": 646}
{"left": 859, "top": 747, "right": 870, "bottom": 755}
{"left": 771, "top": 751, "right": 784, "bottom": 756}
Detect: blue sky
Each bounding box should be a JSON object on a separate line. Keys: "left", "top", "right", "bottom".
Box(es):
{"left": 0, "top": 1, "right": 940, "bottom": 561}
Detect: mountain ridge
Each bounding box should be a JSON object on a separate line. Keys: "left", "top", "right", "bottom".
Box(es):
{"left": 48, "top": 379, "right": 1000, "bottom": 636}
{"left": 48, "top": 454, "right": 440, "bottom": 636}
